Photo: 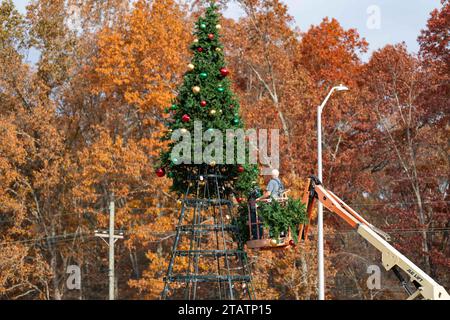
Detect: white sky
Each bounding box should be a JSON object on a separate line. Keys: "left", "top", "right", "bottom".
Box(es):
{"left": 13, "top": 0, "right": 441, "bottom": 62}
{"left": 223, "top": 0, "right": 440, "bottom": 59}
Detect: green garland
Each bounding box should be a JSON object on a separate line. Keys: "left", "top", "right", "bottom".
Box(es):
{"left": 257, "top": 197, "right": 308, "bottom": 243}
{"left": 233, "top": 197, "right": 308, "bottom": 247}
{"left": 232, "top": 205, "right": 250, "bottom": 248}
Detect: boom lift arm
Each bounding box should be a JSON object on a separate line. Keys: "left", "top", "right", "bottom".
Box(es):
{"left": 301, "top": 177, "right": 450, "bottom": 300}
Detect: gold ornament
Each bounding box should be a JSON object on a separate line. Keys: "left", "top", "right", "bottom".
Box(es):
{"left": 188, "top": 63, "right": 195, "bottom": 70}
{"left": 210, "top": 161, "right": 216, "bottom": 167}
{"left": 177, "top": 200, "right": 182, "bottom": 208}
{"left": 180, "top": 128, "right": 188, "bottom": 134}
{"left": 270, "top": 239, "right": 278, "bottom": 246}
{"left": 192, "top": 86, "right": 201, "bottom": 94}
{"left": 216, "top": 24, "right": 222, "bottom": 30}
{"left": 193, "top": 38, "right": 199, "bottom": 43}
{"left": 210, "top": 109, "right": 217, "bottom": 116}
{"left": 215, "top": 48, "right": 222, "bottom": 52}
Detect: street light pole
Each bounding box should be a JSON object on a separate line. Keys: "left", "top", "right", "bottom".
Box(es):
{"left": 317, "top": 104, "right": 325, "bottom": 301}
{"left": 317, "top": 85, "right": 348, "bottom": 300}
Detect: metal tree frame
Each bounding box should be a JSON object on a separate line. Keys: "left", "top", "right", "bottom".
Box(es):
{"left": 161, "top": 168, "right": 255, "bottom": 300}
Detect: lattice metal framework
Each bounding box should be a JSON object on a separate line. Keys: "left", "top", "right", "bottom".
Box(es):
{"left": 161, "top": 169, "right": 254, "bottom": 300}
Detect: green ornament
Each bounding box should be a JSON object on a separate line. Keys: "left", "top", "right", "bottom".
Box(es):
{"left": 171, "top": 104, "right": 178, "bottom": 110}
{"left": 172, "top": 158, "right": 179, "bottom": 165}
{"left": 200, "top": 72, "right": 208, "bottom": 79}
{"left": 233, "top": 119, "right": 240, "bottom": 125}
{"left": 218, "top": 86, "right": 225, "bottom": 93}
{"left": 164, "top": 107, "right": 170, "bottom": 113}
{"left": 200, "top": 23, "right": 207, "bottom": 29}
{"left": 168, "top": 172, "right": 174, "bottom": 178}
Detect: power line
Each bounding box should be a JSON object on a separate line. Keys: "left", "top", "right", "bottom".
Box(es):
{"left": 0, "top": 232, "right": 94, "bottom": 247}
{"left": 0, "top": 200, "right": 447, "bottom": 226}
{"left": 1, "top": 227, "right": 448, "bottom": 248}
{"left": 0, "top": 206, "right": 179, "bottom": 225}
{"left": 349, "top": 200, "right": 450, "bottom": 206}
{"left": 0, "top": 226, "right": 175, "bottom": 247}
{"left": 310, "top": 228, "right": 450, "bottom": 236}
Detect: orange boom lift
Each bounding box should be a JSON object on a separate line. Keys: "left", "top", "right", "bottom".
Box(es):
{"left": 244, "top": 176, "right": 450, "bottom": 300}
{"left": 297, "top": 176, "right": 450, "bottom": 300}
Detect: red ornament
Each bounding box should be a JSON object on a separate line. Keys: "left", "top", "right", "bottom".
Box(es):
{"left": 208, "top": 33, "right": 215, "bottom": 40}
{"left": 237, "top": 166, "right": 245, "bottom": 173}
{"left": 155, "top": 168, "right": 165, "bottom": 178}
{"left": 289, "top": 240, "right": 296, "bottom": 247}
{"left": 220, "top": 67, "right": 230, "bottom": 77}
{"left": 200, "top": 100, "right": 207, "bottom": 107}
{"left": 197, "top": 47, "right": 204, "bottom": 53}
{"left": 182, "top": 114, "right": 191, "bottom": 123}
{"left": 236, "top": 197, "right": 244, "bottom": 203}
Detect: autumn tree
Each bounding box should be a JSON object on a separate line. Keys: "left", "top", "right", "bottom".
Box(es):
{"left": 0, "top": 0, "right": 58, "bottom": 299}
{"left": 1, "top": 0, "right": 190, "bottom": 299}
{"left": 222, "top": 0, "right": 315, "bottom": 177}
{"left": 360, "top": 43, "right": 449, "bottom": 284}
{"left": 299, "top": 17, "right": 368, "bottom": 88}
{"left": 86, "top": 0, "right": 191, "bottom": 299}
{"left": 418, "top": 0, "right": 449, "bottom": 73}
{"left": 418, "top": 0, "right": 449, "bottom": 125}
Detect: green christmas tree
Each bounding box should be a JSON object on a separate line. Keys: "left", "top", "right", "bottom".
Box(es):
{"left": 156, "top": 3, "right": 259, "bottom": 197}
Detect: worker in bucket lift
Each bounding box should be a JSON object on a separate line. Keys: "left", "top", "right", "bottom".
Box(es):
{"left": 255, "top": 169, "right": 287, "bottom": 238}
{"left": 256, "top": 169, "right": 285, "bottom": 201}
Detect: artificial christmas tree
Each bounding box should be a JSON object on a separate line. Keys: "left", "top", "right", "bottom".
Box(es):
{"left": 157, "top": 2, "right": 259, "bottom": 199}
{"left": 160, "top": 2, "right": 258, "bottom": 300}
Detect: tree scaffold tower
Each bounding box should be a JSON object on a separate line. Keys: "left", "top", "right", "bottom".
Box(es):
{"left": 161, "top": 169, "right": 254, "bottom": 300}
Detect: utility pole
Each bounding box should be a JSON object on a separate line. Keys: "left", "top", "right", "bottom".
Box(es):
{"left": 95, "top": 193, "right": 124, "bottom": 300}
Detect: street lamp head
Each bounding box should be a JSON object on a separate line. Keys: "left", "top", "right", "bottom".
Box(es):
{"left": 335, "top": 84, "right": 349, "bottom": 92}
{"left": 318, "top": 84, "right": 350, "bottom": 113}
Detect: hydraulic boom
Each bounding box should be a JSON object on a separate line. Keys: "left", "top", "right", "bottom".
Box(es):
{"left": 301, "top": 177, "right": 450, "bottom": 300}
